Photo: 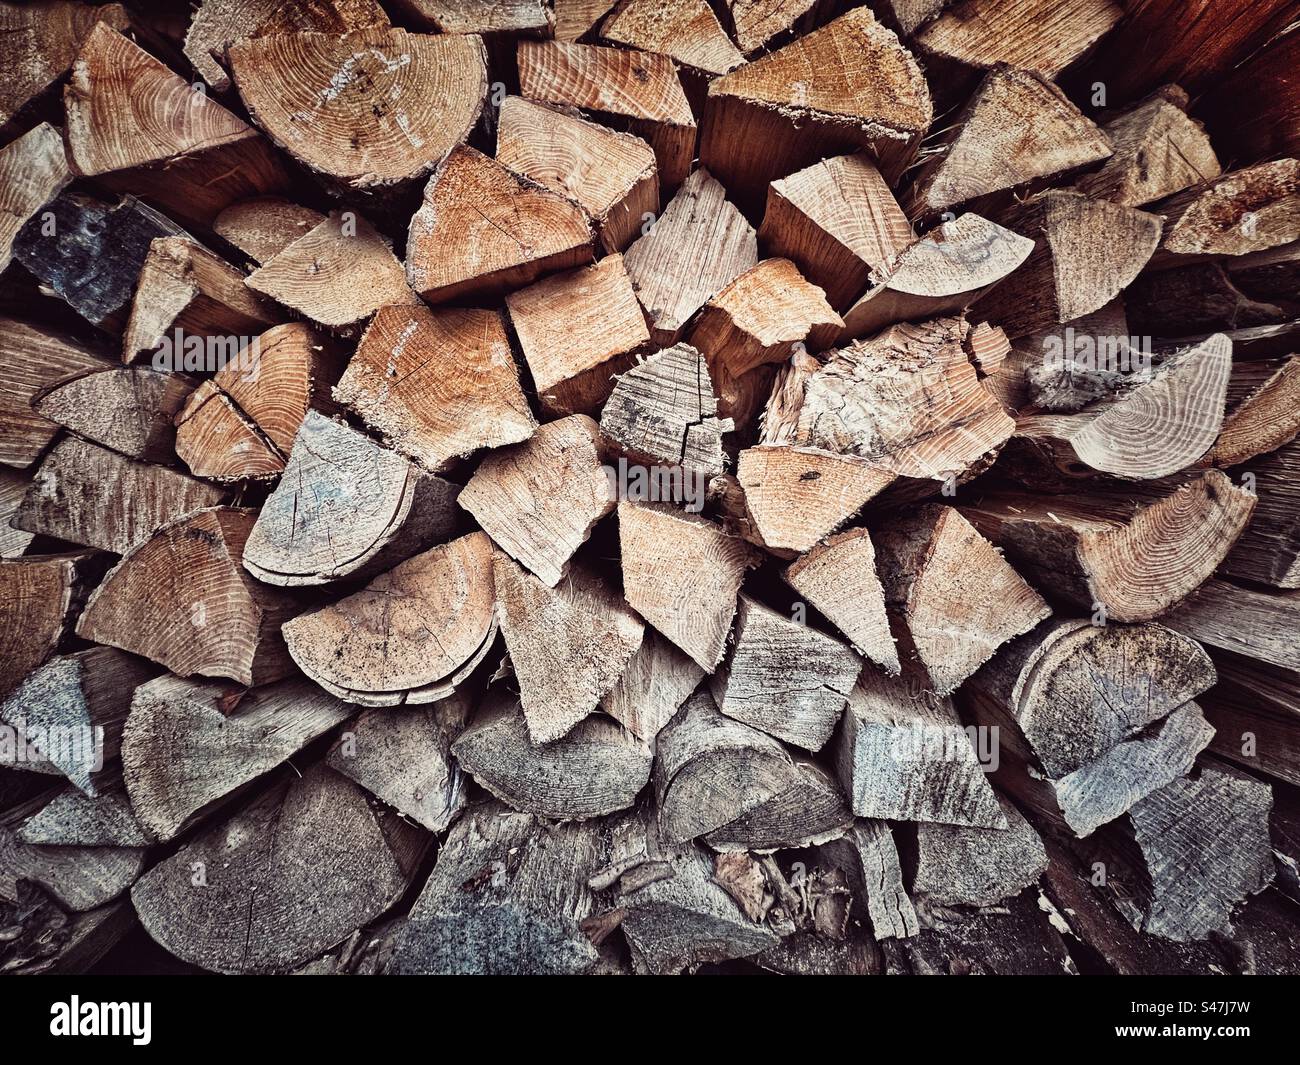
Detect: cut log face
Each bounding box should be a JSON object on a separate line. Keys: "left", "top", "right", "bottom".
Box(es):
{"left": 600, "top": 0, "right": 743, "bottom": 76}
{"left": 834, "top": 668, "right": 1007, "bottom": 827}
{"left": 516, "top": 41, "right": 696, "bottom": 192}
{"left": 0, "top": 552, "right": 93, "bottom": 700}
{"left": 728, "top": 0, "right": 820, "bottom": 54}
{"left": 335, "top": 304, "right": 536, "bottom": 472}
{"left": 1154, "top": 159, "right": 1300, "bottom": 261}
{"left": 246, "top": 211, "right": 419, "bottom": 329}
{"left": 242, "top": 411, "right": 459, "bottom": 587}
{"left": 0, "top": 468, "right": 32, "bottom": 557}
{"left": 497, "top": 96, "right": 658, "bottom": 255}
{"left": 14, "top": 436, "right": 228, "bottom": 555}
{"left": 785, "top": 526, "right": 900, "bottom": 675}
{"left": 494, "top": 555, "right": 644, "bottom": 743}
{"left": 913, "top": 795, "right": 1049, "bottom": 907}
{"left": 0, "top": 123, "right": 72, "bottom": 274}
{"left": 700, "top": 8, "right": 933, "bottom": 208}
{"left": 505, "top": 253, "right": 650, "bottom": 418}
{"left": 619, "top": 502, "right": 762, "bottom": 671}
{"left": 623, "top": 168, "right": 757, "bottom": 346}
{"left": 758, "top": 152, "right": 914, "bottom": 312}
{"left": 19, "top": 785, "right": 150, "bottom": 848}
{"left": 228, "top": 27, "right": 486, "bottom": 191}
{"left": 394, "top": 0, "right": 551, "bottom": 34}
{"left": 212, "top": 197, "right": 328, "bottom": 266}
{"left": 1221, "top": 436, "right": 1300, "bottom": 588}
{"left": 907, "top": 66, "right": 1112, "bottom": 218}
{"left": 600, "top": 629, "right": 704, "bottom": 742}
{"left": 840, "top": 214, "right": 1035, "bottom": 339}
{"left": 406, "top": 145, "right": 594, "bottom": 304}
{"left": 704, "top": 758, "right": 853, "bottom": 853}
{"left": 1015, "top": 333, "right": 1232, "bottom": 480}
{"left": 453, "top": 689, "right": 652, "bottom": 820}
{"left": 131, "top": 764, "right": 427, "bottom": 973}
{"left": 711, "top": 595, "right": 861, "bottom": 752}
{"left": 459, "top": 415, "right": 612, "bottom": 587}
{"left": 554, "top": 0, "right": 617, "bottom": 40}
{"left": 65, "top": 25, "right": 289, "bottom": 227}
{"left": 1018, "top": 298, "right": 1149, "bottom": 413}
{"left": 76, "top": 507, "right": 301, "bottom": 687}
{"left": 282, "top": 532, "right": 497, "bottom": 706}
{"left": 959, "top": 470, "right": 1256, "bottom": 622}
{"left": 121, "top": 674, "right": 352, "bottom": 842}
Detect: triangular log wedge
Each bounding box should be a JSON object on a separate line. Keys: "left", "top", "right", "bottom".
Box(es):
{"left": 505, "top": 253, "right": 650, "bottom": 417}
{"left": 131, "top": 764, "right": 428, "bottom": 973}
{"left": 0, "top": 123, "right": 72, "bottom": 273}
{"left": 618, "top": 502, "right": 762, "bottom": 671}
{"left": 599, "top": 629, "right": 704, "bottom": 742}
{"left": 493, "top": 554, "right": 644, "bottom": 744}
{"left": 623, "top": 168, "right": 756, "bottom": 345}
{"left": 599, "top": 0, "right": 743, "bottom": 76}
{"left": 1219, "top": 437, "right": 1300, "bottom": 589}
{"left": 246, "top": 211, "right": 419, "bottom": 330}
{"left": 14, "top": 437, "right": 227, "bottom": 555}
{"left": 710, "top": 595, "right": 861, "bottom": 752}
{"left": 906, "top": 66, "right": 1112, "bottom": 219}
{"left": 65, "top": 25, "right": 289, "bottom": 227}
{"left": 1016, "top": 298, "right": 1149, "bottom": 413}
{"left": 19, "top": 784, "right": 151, "bottom": 848}
{"left": 212, "top": 197, "right": 327, "bottom": 266}
{"left": 242, "top": 411, "right": 459, "bottom": 586}
{"left": 959, "top": 471, "right": 1256, "bottom": 622}
{"left": 452, "top": 689, "right": 652, "bottom": 820}
{"left": 840, "top": 214, "right": 1035, "bottom": 339}
{"left": 728, "top": 0, "right": 821, "bottom": 55}
{"left": 554, "top": 0, "right": 615, "bottom": 40}
{"left": 912, "top": 795, "right": 1049, "bottom": 908}
{"left": 282, "top": 532, "right": 497, "bottom": 706}
{"left": 703, "top": 758, "right": 853, "bottom": 853}
{"left": 497, "top": 96, "right": 658, "bottom": 254}
{"left": 0, "top": 469, "right": 31, "bottom": 557}
{"left": 757, "top": 152, "right": 913, "bottom": 312}
{"left": 517, "top": 40, "right": 696, "bottom": 192}
{"left": 121, "top": 674, "right": 352, "bottom": 842}
{"left": 0, "top": 552, "right": 96, "bottom": 700}
{"left": 784, "top": 526, "right": 900, "bottom": 675}
{"left": 459, "top": 415, "right": 612, "bottom": 587}
{"left": 395, "top": 0, "right": 553, "bottom": 33}
{"left": 228, "top": 27, "right": 486, "bottom": 193}
{"left": 405, "top": 145, "right": 594, "bottom": 304}
{"left": 1013, "top": 333, "right": 1232, "bottom": 480}
{"left": 334, "top": 304, "right": 536, "bottom": 472}
{"left": 834, "top": 668, "right": 1008, "bottom": 827}
{"left": 699, "top": 8, "right": 933, "bottom": 210}
{"left": 874, "top": 505, "right": 1051, "bottom": 694}
{"left": 76, "top": 507, "right": 301, "bottom": 687}
{"left": 121, "top": 236, "right": 277, "bottom": 365}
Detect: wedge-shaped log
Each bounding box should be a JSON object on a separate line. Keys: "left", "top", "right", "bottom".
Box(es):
{"left": 1152, "top": 159, "right": 1299, "bottom": 264}
{"left": 599, "top": 629, "right": 704, "bottom": 742}
{"left": 819, "top": 820, "right": 918, "bottom": 940}
{"left": 913, "top": 795, "right": 1049, "bottom": 908}
{"left": 0, "top": 552, "right": 96, "bottom": 699}
{"left": 212, "top": 197, "right": 326, "bottom": 266}
{"left": 19, "top": 784, "right": 150, "bottom": 847}
{"left": 393, "top": 0, "right": 550, "bottom": 34}
{"left": 0, "top": 124, "right": 72, "bottom": 273}
{"left": 600, "top": 0, "right": 742, "bottom": 76}
{"left": 703, "top": 759, "right": 853, "bottom": 853}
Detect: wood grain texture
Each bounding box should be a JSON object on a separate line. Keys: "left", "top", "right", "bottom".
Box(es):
{"left": 913, "top": 794, "right": 1048, "bottom": 907}
{"left": 600, "top": 629, "right": 704, "bottom": 742}
{"left": 0, "top": 123, "right": 71, "bottom": 274}
{"left": 0, "top": 553, "right": 93, "bottom": 700}
{"left": 600, "top": 0, "right": 742, "bottom": 76}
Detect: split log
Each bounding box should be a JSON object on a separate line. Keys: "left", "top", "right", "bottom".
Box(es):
{"left": 0, "top": 469, "right": 35, "bottom": 556}
{"left": 784, "top": 526, "right": 899, "bottom": 675}
{"left": 497, "top": 96, "right": 658, "bottom": 255}
{"left": 132, "top": 764, "right": 428, "bottom": 973}
{"left": 228, "top": 27, "right": 486, "bottom": 193}
{"left": 912, "top": 795, "right": 1048, "bottom": 908}
{"left": 246, "top": 211, "right": 419, "bottom": 330}
{"left": 756, "top": 152, "right": 913, "bottom": 312}
{"left": 0, "top": 123, "right": 72, "bottom": 273}
{"left": 504, "top": 254, "right": 649, "bottom": 418}
{"left": 834, "top": 668, "right": 1006, "bottom": 827}
{"left": 65, "top": 25, "right": 289, "bottom": 228}
{"left": 554, "top": 0, "right": 616, "bottom": 41}
{"left": 0, "top": 552, "right": 96, "bottom": 699}
{"left": 18, "top": 785, "right": 149, "bottom": 847}
{"left": 599, "top": 630, "right": 704, "bottom": 743}
{"left": 599, "top": 0, "right": 743, "bottom": 76}
{"left": 618, "top": 502, "right": 761, "bottom": 671}
{"left": 406, "top": 145, "right": 593, "bottom": 304}
{"left": 453, "top": 690, "right": 652, "bottom": 820}
{"left": 211, "top": 197, "right": 326, "bottom": 266}
{"left": 840, "top": 213, "right": 1034, "bottom": 338}
{"left": 727, "top": 0, "right": 822, "bottom": 55}
{"left": 517, "top": 40, "right": 696, "bottom": 192}
{"left": 873, "top": 505, "right": 1050, "bottom": 694}
{"left": 820, "top": 820, "right": 918, "bottom": 940}
{"left": 392, "top": 0, "right": 550, "bottom": 34}
{"left": 1014, "top": 295, "right": 1149, "bottom": 410}
{"left": 711, "top": 595, "right": 860, "bottom": 752}
{"left": 703, "top": 759, "right": 853, "bottom": 853}
{"left": 14, "top": 437, "right": 227, "bottom": 554}
{"left": 494, "top": 555, "right": 643, "bottom": 744}
{"left": 1273, "top": 791, "right": 1300, "bottom": 906}
{"left": 334, "top": 304, "right": 535, "bottom": 472}
{"left": 1124, "top": 261, "right": 1288, "bottom": 336}
{"left": 121, "top": 236, "right": 277, "bottom": 365}
{"left": 77, "top": 507, "right": 300, "bottom": 687}
{"left": 34, "top": 365, "right": 194, "bottom": 464}
{"left": 459, "top": 415, "right": 611, "bottom": 587}
{"left": 600, "top": 343, "right": 731, "bottom": 480}
{"left": 0, "top": 889, "right": 134, "bottom": 975}
{"left": 973, "top": 191, "right": 1161, "bottom": 337}
{"left": 282, "top": 532, "right": 497, "bottom": 706}
{"left": 0, "top": 316, "right": 111, "bottom": 467}
{"left": 623, "top": 168, "right": 756, "bottom": 346}
{"left": 958, "top": 470, "right": 1257, "bottom": 622}
{"left": 242, "top": 411, "right": 459, "bottom": 586}
{"left": 1220, "top": 436, "right": 1300, "bottom": 588}
{"left": 1199, "top": 655, "right": 1300, "bottom": 788}
{"left": 1164, "top": 580, "right": 1300, "bottom": 674}
{"left": 905, "top": 66, "right": 1112, "bottom": 219}
{"left": 699, "top": 8, "right": 932, "bottom": 209}
{"left": 0, "top": 647, "right": 154, "bottom": 795}
{"left": 1012, "top": 333, "right": 1231, "bottom": 480}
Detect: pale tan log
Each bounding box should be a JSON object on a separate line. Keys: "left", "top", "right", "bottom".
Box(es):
{"left": 727, "top": 0, "right": 821, "bottom": 54}
{"left": 599, "top": 628, "right": 704, "bottom": 742}
{"left": 0, "top": 123, "right": 72, "bottom": 273}
{"left": 757, "top": 152, "right": 914, "bottom": 312}
{"left": 554, "top": 0, "right": 614, "bottom": 39}
{"left": 211, "top": 197, "right": 327, "bottom": 266}
{"left": 334, "top": 304, "right": 535, "bottom": 472}
{"left": 392, "top": 0, "right": 551, "bottom": 34}
{"left": 496, "top": 96, "right": 658, "bottom": 255}
{"left": 600, "top": 0, "right": 743, "bottom": 76}
{"left": 1152, "top": 159, "right": 1300, "bottom": 264}
{"left": 1018, "top": 298, "right": 1148, "bottom": 413}
{"left": 0, "top": 552, "right": 95, "bottom": 699}
{"left": 406, "top": 145, "right": 594, "bottom": 305}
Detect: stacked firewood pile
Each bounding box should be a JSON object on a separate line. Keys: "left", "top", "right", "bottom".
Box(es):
{"left": 2, "top": 0, "right": 1300, "bottom": 976}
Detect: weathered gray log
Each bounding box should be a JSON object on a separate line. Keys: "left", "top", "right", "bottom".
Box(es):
{"left": 912, "top": 795, "right": 1048, "bottom": 907}
{"left": 820, "top": 820, "right": 919, "bottom": 941}
{"left": 599, "top": 629, "right": 704, "bottom": 742}
{"left": 704, "top": 759, "right": 852, "bottom": 854}
{"left": 18, "top": 784, "right": 150, "bottom": 847}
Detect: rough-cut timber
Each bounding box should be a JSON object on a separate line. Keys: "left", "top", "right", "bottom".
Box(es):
{"left": 727, "top": 0, "right": 820, "bottom": 54}
{"left": 1198, "top": 22, "right": 1300, "bottom": 166}
{"left": 822, "top": 819, "right": 918, "bottom": 940}
{"left": 1200, "top": 655, "right": 1300, "bottom": 787}
{"left": 0, "top": 553, "right": 94, "bottom": 700}
{"left": 393, "top": 0, "right": 550, "bottom": 34}
{"left": 1163, "top": 580, "right": 1300, "bottom": 674}
{"left": 599, "top": 630, "right": 704, "bottom": 742}
{"left": 600, "top": 0, "right": 742, "bottom": 76}
{"left": 0, "top": 124, "right": 72, "bottom": 274}
{"left": 1220, "top": 437, "right": 1300, "bottom": 588}
{"left": 212, "top": 197, "right": 326, "bottom": 266}
{"left": 912, "top": 795, "right": 1049, "bottom": 907}
{"left": 18, "top": 785, "right": 150, "bottom": 848}
{"left": 704, "top": 758, "right": 852, "bottom": 853}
